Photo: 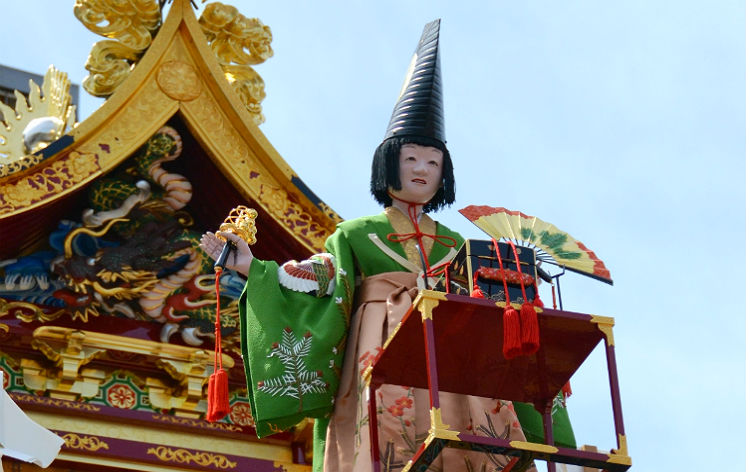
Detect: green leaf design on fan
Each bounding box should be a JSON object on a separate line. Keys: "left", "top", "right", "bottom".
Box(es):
{"left": 539, "top": 231, "right": 581, "bottom": 260}
{"left": 521, "top": 227, "right": 581, "bottom": 260}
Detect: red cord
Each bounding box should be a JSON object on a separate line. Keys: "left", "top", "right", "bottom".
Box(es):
{"left": 214, "top": 267, "right": 223, "bottom": 372}
{"left": 385, "top": 193, "right": 457, "bottom": 274}
{"left": 491, "top": 238, "right": 512, "bottom": 307}
{"left": 506, "top": 240, "right": 529, "bottom": 304}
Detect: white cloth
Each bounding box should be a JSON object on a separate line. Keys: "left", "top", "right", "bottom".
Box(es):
{"left": 0, "top": 371, "right": 64, "bottom": 469}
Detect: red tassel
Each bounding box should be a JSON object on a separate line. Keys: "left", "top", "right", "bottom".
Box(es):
{"left": 533, "top": 292, "right": 544, "bottom": 308}
{"left": 562, "top": 380, "right": 573, "bottom": 399}
{"left": 502, "top": 305, "right": 522, "bottom": 359}
{"left": 520, "top": 301, "right": 540, "bottom": 355}
{"left": 470, "top": 271, "right": 484, "bottom": 298}
{"left": 206, "top": 368, "right": 230, "bottom": 422}
{"left": 207, "top": 267, "right": 230, "bottom": 422}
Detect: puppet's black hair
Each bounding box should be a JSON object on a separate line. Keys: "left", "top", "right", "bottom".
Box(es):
{"left": 370, "top": 136, "right": 455, "bottom": 213}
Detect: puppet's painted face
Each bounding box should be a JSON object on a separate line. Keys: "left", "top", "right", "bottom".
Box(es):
{"left": 390, "top": 143, "right": 443, "bottom": 204}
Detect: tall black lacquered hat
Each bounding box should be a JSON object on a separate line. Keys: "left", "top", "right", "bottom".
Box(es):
{"left": 384, "top": 19, "right": 445, "bottom": 143}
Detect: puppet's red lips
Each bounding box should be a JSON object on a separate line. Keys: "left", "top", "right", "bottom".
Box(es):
{"left": 412, "top": 179, "right": 426, "bottom": 184}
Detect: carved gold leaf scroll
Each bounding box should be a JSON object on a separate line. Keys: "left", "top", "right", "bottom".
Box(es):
{"left": 74, "top": 0, "right": 161, "bottom": 97}
{"left": 0, "top": 66, "right": 77, "bottom": 177}
{"left": 259, "top": 184, "right": 330, "bottom": 250}
{"left": 11, "top": 392, "right": 103, "bottom": 412}
{"left": 146, "top": 446, "right": 237, "bottom": 469}
{"left": 151, "top": 413, "right": 243, "bottom": 432}
{"left": 0, "top": 150, "right": 100, "bottom": 215}
{"left": 62, "top": 433, "right": 110, "bottom": 451}
{"left": 199, "top": 2, "right": 273, "bottom": 125}
{"left": 0, "top": 297, "right": 66, "bottom": 323}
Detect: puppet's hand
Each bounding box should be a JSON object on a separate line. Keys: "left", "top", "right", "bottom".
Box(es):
{"left": 199, "top": 231, "right": 253, "bottom": 276}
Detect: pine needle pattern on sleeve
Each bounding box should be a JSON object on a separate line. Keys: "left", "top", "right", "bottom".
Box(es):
{"left": 257, "top": 326, "right": 329, "bottom": 412}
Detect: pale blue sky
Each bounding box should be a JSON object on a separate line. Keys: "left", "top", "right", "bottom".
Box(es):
{"left": 2, "top": 1, "right": 745, "bottom": 470}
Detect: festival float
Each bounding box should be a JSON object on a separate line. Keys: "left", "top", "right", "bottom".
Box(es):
{"left": 0, "top": 2, "right": 630, "bottom": 471}
{"left": 0, "top": 1, "right": 336, "bottom": 470}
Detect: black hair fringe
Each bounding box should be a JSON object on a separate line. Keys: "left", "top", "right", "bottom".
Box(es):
{"left": 370, "top": 136, "right": 455, "bottom": 213}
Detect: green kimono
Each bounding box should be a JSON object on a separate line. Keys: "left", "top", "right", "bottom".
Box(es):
{"left": 239, "top": 212, "right": 461, "bottom": 436}
{"left": 239, "top": 210, "right": 575, "bottom": 469}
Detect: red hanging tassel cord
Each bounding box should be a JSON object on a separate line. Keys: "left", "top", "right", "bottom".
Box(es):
{"left": 470, "top": 271, "right": 484, "bottom": 298}
{"left": 506, "top": 240, "right": 539, "bottom": 356}
{"left": 206, "top": 267, "right": 230, "bottom": 422}
{"left": 491, "top": 239, "right": 521, "bottom": 359}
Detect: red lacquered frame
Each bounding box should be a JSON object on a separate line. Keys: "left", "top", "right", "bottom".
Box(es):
{"left": 365, "top": 290, "right": 631, "bottom": 472}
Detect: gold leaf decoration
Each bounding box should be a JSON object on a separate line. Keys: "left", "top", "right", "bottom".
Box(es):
{"left": 146, "top": 446, "right": 237, "bottom": 469}
{"left": 62, "top": 433, "right": 110, "bottom": 451}
{"left": 316, "top": 202, "right": 344, "bottom": 225}
{"left": 0, "top": 297, "right": 66, "bottom": 323}
{"left": 82, "top": 39, "right": 142, "bottom": 97}
{"left": 150, "top": 414, "right": 243, "bottom": 431}
{"left": 156, "top": 61, "right": 203, "bottom": 101}
{"left": 11, "top": 392, "right": 104, "bottom": 412}
{"left": 199, "top": 2, "right": 273, "bottom": 125}
{"left": 259, "top": 184, "right": 329, "bottom": 250}
{"left": 0, "top": 66, "right": 77, "bottom": 177}
{"left": 0, "top": 150, "right": 100, "bottom": 215}
{"left": 74, "top": 0, "right": 161, "bottom": 97}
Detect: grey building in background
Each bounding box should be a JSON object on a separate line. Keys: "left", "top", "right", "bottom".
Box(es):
{"left": 0, "top": 64, "right": 80, "bottom": 122}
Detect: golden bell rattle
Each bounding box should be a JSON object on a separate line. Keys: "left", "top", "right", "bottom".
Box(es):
{"left": 207, "top": 205, "right": 257, "bottom": 422}
{"left": 213, "top": 205, "right": 258, "bottom": 270}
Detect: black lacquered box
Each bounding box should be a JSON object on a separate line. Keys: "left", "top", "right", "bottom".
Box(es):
{"left": 435, "top": 239, "right": 538, "bottom": 303}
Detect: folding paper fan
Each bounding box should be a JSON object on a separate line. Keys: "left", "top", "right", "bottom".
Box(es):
{"left": 459, "top": 205, "right": 613, "bottom": 285}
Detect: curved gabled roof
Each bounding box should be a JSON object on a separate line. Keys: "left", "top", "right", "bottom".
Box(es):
{"left": 0, "top": 0, "right": 340, "bottom": 260}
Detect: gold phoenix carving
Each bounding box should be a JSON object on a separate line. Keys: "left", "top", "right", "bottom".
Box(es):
{"left": 0, "top": 66, "right": 77, "bottom": 177}
{"left": 146, "top": 446, "right": 237, "bottom": 469}
{"left": 74, "top": 0, "right": 161, "bottom": 97}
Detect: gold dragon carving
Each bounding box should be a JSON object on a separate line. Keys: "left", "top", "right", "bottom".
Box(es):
{"left": 74, "top": 0, "right": 161, "bottom": 97}
{"left": 198, "top": 2, "right": 273, "bottom": 125}
{"left": 0, "top": 66, "right": 77, "bottom": 178}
